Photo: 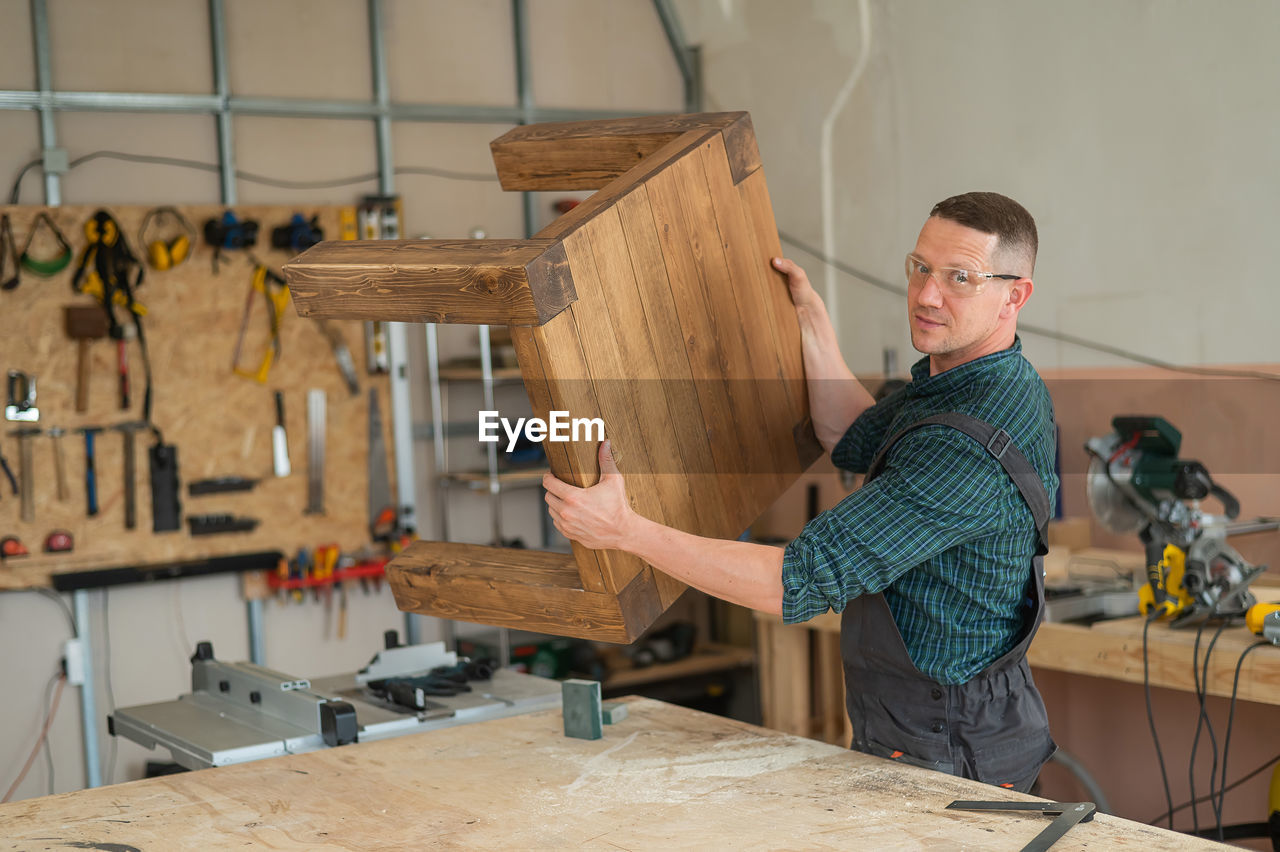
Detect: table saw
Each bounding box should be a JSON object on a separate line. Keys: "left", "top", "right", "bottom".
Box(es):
{"left": 109, "top": 636, "right": 560, "bottom": 771}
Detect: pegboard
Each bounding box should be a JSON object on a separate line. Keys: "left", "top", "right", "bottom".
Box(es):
{"left": 0, "top": 204, "right": 394, "bottom": 589}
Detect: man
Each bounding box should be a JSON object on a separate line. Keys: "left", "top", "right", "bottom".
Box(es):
{"left": 543, "top": 192, "right": 1059, "bottom": 792}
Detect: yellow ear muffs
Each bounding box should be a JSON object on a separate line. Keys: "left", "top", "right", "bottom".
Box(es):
{"left": 168, "top": 233, "right": 190, "bottom": 266}
{"left": 138, "top": 207, "right": 196, "bottom": 271}
{"left": 149, "top": 239, "right": 172, "bottom": 271}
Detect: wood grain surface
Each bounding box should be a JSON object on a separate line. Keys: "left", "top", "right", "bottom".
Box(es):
{"left": 286, "top": 238, "right": 576, "bottom": 325}
{"left": 283, "top": 114, "right": 819, "bottom": 642}
{"left": 0, "top": 697, "right": 1211, "bottom": 850}
{"left": 490, "top": 111, "right": 759, "bottom": 190}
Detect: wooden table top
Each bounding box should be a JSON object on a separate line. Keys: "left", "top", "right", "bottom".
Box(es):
{"left": 0, "top": 697, "right": 1208, "bottom": 850}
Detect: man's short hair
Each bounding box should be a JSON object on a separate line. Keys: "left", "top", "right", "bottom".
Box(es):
{"left": 930, "top": 192, "right": 1037, "bottom": 275}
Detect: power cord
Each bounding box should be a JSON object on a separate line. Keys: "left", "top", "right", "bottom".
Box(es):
{"left": 8, "top": 150, "right": 500, "bottom": 204}
{"left": 2, "top": 668, "right": 66, "bottom": 803}
{"left": 1217, "top": 640, "right": 1271, "bottom": 842}
{"left": 1143, "top": 611, "right": 1175, "bottom": 829}
{"left": 1148, "top": 752, "right": 1280, "bottom": 825}
{"left": 1187, "top": 619, "right": 1228, "bottom": 834}
{"left": 777, "top": 230, "right": 1280, "bottom": 382}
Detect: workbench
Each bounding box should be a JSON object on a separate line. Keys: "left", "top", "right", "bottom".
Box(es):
{"left": 0, "top": 697, "right": 1205, "bottom": 849}
{"left": 755, "top": 586, "right": 1280, "bottom": 742}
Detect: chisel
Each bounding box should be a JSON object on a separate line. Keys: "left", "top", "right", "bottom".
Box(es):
{"left": 48, "top": 426, "right": 69, "bottom": 501}
{"left": 272, "top": 390, "right": 291, "bottom": 478}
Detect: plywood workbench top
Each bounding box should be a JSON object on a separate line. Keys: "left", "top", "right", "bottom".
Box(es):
{"left": 0, "top": 698, "right": 1205, "bottom": 850}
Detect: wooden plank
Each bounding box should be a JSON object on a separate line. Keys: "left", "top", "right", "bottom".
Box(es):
{"left": 491, "top": 112, "right": 749, "bottom": 191}
{"left": 737, "top": 168, "right": 823, "bottom": 470}
{"left": 699, "top": 132, "right": 803, "bottom": 491}
{"left": 585, "top": 207, "right": 697, "bottom": 607}
{"left": 615, "top": 185, "right": 734, "bottom": 541}
{"left": 559, "top": 226, "right": 663, "bottom": 597}
{"left": 666, "top": 149, "right": 784, "bottom": 518}
{"left": 644, "top": 160, "right": 755, "bottom": 530}
{"left": 386, "top": 540, "right": 634, "bottom": 642}
{"left": 284, "top": 239, "right": 575, "bottom": 325}
{"left": 520, "top": 273, "right": 646, "bottom": 597}
{"left": 531, "top": 129, "right": 716, "bottom": 243}
{"left": 0, "top": 697, "right": 1206, "bottom": 850}
{"left": 509, "top": 324, "right": 608, "bottom": 594}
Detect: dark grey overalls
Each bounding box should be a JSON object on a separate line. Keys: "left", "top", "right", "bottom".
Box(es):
{"left": 841, "top": 413, "right": 1056, "bottom": 793}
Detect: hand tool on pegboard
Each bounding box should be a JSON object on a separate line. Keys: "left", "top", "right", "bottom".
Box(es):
{"left": 315, "top": 319, "right": 360, "bottom": 396}
{"left": 5, "top": 370, "right": 39, "bottom": 422}
{"left": 77, "top": 426, "right": 103, "bottom": 517}
{"left": 148, "top": 440, "right": 182, "bottom": 533}
{"left": 272, "top": 391, "right": 291, "bottom": 478}
{"left": 232, "top": 263, "right": 290, "bottom": 384}
{"left": 47, "top": 427, "right": 69, "bottom": 502}
{"left": 10, "top": 427, "right": 42, "bottom": 523}
{"left": 202, "top": 210, "right": 258, "bottom": 275}
{"left": 270, "top": 213, "right": 324, "bottom": 253}
{"left": 71, "top": 210, "right": 159, "bottom": 439}
{"left": 115, "top": 421, "right": 148, "bottom": 530}
{"left": 64, "top": 306, "right": 109, "bottom": 413}
{"left": 0, "top": 437, "right": 17, "bottom": 498}
{"left": 367, "top": 388, "right": 396, "bottom": 542}
{"left": 305, "top": 389, "right": 326, "bottom": 515}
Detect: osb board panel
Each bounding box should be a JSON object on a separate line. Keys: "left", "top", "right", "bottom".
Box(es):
{"left": 0, "top": 204, "right": 392, "bottom": 590}
{"left": 0, "top": 697, "right": 1209, "bottom": 849}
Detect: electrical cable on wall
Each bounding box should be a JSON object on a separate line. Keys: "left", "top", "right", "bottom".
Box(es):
{"left": 9, "top": 151, "right": 1278, "bottom": 382}
{"left": 8, "top": 150, "right": 499, "bottom": 205}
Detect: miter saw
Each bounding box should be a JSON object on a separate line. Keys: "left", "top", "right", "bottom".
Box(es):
{"left": 1084, "top": 415, "right": 1268, "bottom": 627}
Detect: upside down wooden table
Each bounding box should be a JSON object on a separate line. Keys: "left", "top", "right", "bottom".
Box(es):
{"left": 0, "top": 697, "right": 1206, "bottom": 849}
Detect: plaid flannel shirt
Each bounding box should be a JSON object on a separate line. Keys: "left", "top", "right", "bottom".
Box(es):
{"left": 781, "top": 338, "right": 1058, "bottom": 684}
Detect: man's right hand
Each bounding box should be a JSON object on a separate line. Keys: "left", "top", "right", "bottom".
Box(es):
{"left": 770, "top": 255, "right": 875, "bottom": 452}
{"left": 772, "top": 256, "right": 826, "bottom": 317}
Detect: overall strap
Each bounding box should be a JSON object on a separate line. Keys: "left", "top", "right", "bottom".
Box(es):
{"left": 864, "top": 412, "right": 1050, "bottom": 555}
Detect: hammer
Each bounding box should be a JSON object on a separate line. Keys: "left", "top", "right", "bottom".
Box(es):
{"left": 47, "top": 426, "right": 69, "bottom": 501}
{"left": 115, "top": 421, "right": 148, "bottom": 530}
{"left": 78, "top": 426, "right": 103, "bottom": 517}
{"left": 64, "top": 305, "right": 109, "bottom": 413}
{"left": 10, "top": 427, "right": 41, "bottom": 523}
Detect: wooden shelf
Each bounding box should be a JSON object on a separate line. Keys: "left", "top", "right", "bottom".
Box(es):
{"left": 603, "top": 642, "right": 756, "bottom": 690}
{"left": 440, "top": 468, "right": 549, "bottom": 489}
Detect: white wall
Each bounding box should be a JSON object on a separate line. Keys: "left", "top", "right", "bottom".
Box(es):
{"left": 677, "top": 0, "right": 1280, "bottom": 374}
{"left": 0, "top": 0, "right": 682, "bottom": 800}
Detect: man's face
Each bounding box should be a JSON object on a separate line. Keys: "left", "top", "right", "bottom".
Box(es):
{"left": 907, "top": 216, "right": 1023, "bottom": 373}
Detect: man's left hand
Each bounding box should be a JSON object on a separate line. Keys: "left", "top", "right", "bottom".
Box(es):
{"left": 542, "top": 440, "right": 634, "bottom": 550}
